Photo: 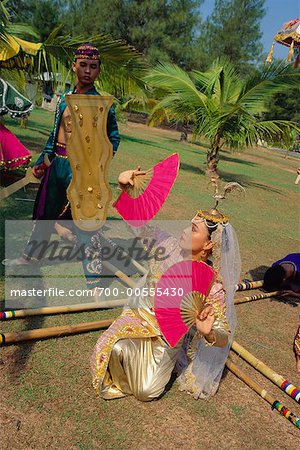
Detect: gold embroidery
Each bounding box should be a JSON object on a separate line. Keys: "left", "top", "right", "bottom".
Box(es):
{"left": 54, "top": 152, "right": 68, "bottom": 159}
{"left": 92, "top": 310, "right": 158, "bottom": 395}
{"left": 177, "top": 362, "right": 201, "bottom": 399}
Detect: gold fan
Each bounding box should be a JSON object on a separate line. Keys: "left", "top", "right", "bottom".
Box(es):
{"left": 124, "top": 168, "right": 153, "bottom": 198}
{"left": 180, "top": 291, "right": 206, "bottom": 328}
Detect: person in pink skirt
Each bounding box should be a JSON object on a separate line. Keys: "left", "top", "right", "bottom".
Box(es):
{"left": 0, "top": 123, "right": 31, "bottom": 170}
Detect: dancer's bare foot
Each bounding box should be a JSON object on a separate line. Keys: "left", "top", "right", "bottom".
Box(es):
{"left": 2, "top": 256, "right": 36, "bottom": 267}
{"left": 54, "top": 223, "right": 76, "bottom": 243}
{"left": 296, "top": 358, "right": 300, "bottom": 373}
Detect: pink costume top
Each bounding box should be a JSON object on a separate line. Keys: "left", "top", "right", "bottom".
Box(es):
{"left": 0, "top": 124, "right": 31, "bottom": 169}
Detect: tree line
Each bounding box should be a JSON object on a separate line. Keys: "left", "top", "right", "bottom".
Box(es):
{"left": 3, "top": 0, "right": 299, "bottom": 175}
{"left": 10, "top": 0, "right": 266, "bottom": 73}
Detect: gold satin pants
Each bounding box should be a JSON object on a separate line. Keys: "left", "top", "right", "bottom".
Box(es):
{"left": 103, "top": 337, "right": 179, "bottom": 401}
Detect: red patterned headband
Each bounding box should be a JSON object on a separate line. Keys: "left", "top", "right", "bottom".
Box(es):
{"left": 74, "top": 43, "right": 101, "bottom": 61}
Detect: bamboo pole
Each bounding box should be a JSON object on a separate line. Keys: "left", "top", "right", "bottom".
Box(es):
{"left": 0, "top": 299, "right": 127, "bottom": 320}
{"left": 235, "top": 280, "right": 264, "bottom": 291}
{"left": 1, "top": 290, "right": 282, "bottom": 319}
{"left": 234, "top": 291, "right": 281, "bottom": 305}
{"left": 231, "top": 341, "right": 300, "bottom": 404}
{"left": 102, "top": 261, "right": 137, "bottom": 288}
{"left": 0, "top": 318, "right": 115, "bottom": 346}
{"left": 226, "top": 358, "right": 300, "bottom": 430}
{"left": 101, "top": 235, "right": 147, "bottom": 275}
{"left": 295, "top": 174, "right": 300, "bottom": 185}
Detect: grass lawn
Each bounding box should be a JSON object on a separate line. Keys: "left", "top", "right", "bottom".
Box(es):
{"left": 0, "top": 109, "right": 300, "bottom": 449}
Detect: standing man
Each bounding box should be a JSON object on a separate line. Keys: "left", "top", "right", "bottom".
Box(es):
{"left": 10, "top": 43, "right": 120, "bottom": 284}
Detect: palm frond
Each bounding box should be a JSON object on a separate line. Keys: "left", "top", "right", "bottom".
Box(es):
{"left": 6, "top": 24, "right": 39, "bottom": 39}
{"left": 0, "top": 0, "right": 10, "bottom": 26}
{"left": 238, "top": 61, "right": 300, "bottom": 108}
{"left": 145, "top": 63, "right": 209, "bottom": 110}
{"left": 0, "top": 67, "right": 26, "bottom": 92}
{"left": 44, "top": 29, "right": 145, "bottom": 68}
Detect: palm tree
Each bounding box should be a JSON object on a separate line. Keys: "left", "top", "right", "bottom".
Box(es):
{"left": 145, "top": 59, "right": 300, "bottom": 176}
{"left": 41, "top": 27, "right": 148, "bottom": 98}
{"left": 0, "top": 1, "right": 147, "bottom": 100}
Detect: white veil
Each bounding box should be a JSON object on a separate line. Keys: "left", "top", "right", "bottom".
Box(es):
{"left": 176, "top": 223, "right": 241, "bottom": 398}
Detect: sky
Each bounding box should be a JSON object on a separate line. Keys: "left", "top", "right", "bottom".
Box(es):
{"left": 200, "top": 0, "right": 300, "bottom": 59}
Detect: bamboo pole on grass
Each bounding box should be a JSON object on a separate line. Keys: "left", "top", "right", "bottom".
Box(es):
{"left": 234, "top": 291, "right": 281, "bottom": 305}
{"left": 235, "top": 280, "right": 264, "bottom": 291}
{"left": 0, "top": 318, "right": 115, "bottom": 345}
{"left": 231, "top": 341, "right": 300, "bottom": 404}
{"left": 226, "top": 358, "right": 300, "bottom": 430}
{"left": 0, "top": 299, "right": 127, "bottom": 320}
{"left": 102, "top": 261, "right": 137, "bottom": 288}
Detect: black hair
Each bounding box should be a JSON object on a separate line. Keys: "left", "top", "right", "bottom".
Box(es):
{"left": 263, "top": 265, "right": 286, "bottom": 291}
{"left": 206, "top": 220, "right": 218, "bottom": 239}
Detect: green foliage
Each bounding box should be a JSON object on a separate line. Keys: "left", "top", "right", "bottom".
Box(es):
{"left": 146, "top": 59, "right": 300, "bottom": 173}
{"left": 1, "top": 1, "right": 149, "bottom": 102}
{"left": 6, "top": 0, "right": 268, "bottom": 79}
{"left": 39, "top": 27, "right": 149, "bottom": 101}
{"left": 61, "top": 0, "right": 204, "bottom": 69}
{"left": 0, "top": 67, "right": 26, "bottom": 91}
{"left": 0, "top": 0, "right": 38, "bottom": 46}
{"left": 263, "top": 89, "right": 300, "bottom": 124}
{"left": 8, "top": 0, "right": 64, "bottom": 40}
{"left": 198, "top": 0, "right": 265, "bottom": 75}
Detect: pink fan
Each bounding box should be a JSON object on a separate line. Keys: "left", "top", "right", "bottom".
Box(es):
{"left": 154, "top": 260, "right": 215, "bottom": 347}
{"left": 113, "top": 153, "right": 179, "bottom": 227}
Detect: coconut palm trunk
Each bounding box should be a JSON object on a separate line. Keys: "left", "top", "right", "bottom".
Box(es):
{"left": 207, "top": 134, "right": 222, "bottom": 176}
{"left": 206, "top": 146, "right": 220, "bottom": 176}
{"left": 179, "top": 122, "right": 188, "bottom": 141}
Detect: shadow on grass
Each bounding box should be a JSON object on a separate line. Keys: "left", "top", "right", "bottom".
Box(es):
{"left": 248, "top": 265, "right": 269, "bottom": 281}
{"left": 219, "top": 170, "right": 283, "bottom": 194}
{"left": 248, "top": 264, "right": 299, "bottom": 307}
{"left": 3, "top": 270, "right": 46, "bottom": 380}
{"left": 179, "top": 161, "right": 205, "bottom": 175}
{"left": 220, "top": 154, "right": 257, "bottom": 167}
{"left": 20, "top": 137, "right": 46, "bottom": 153}
{"left": 183, "top": 146, "right": 258, "bottom": 168}
{"left": 27, "top": 125, "right": 52, "bottom": 137}
{"left": 193, "top": 139, "right": 210, "bottom": 149}
{"left": 159, "top": 371, "right": 177, "bottom": 398}
{"left": 7, "top": 315, "right": 45, "bottom": 380}
{"left": 121, "top": 134, "right": 172, "bottom": 153}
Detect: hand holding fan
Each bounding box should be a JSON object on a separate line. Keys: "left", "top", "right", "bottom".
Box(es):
{"left": 154, "top": 260, "right": 215, "bottom": 347}
{"left": 113, "top": 153, "right": 179, "bottom": 227}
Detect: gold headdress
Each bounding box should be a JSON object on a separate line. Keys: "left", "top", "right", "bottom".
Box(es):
{"left": 196, "top": 208, "right": 229, "bottom": 226}
{"left": 195, "top": 178, "right": 245, "bottom": 275}
{"left": 195, "top": 178, "right": 244, "bottom": 226}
